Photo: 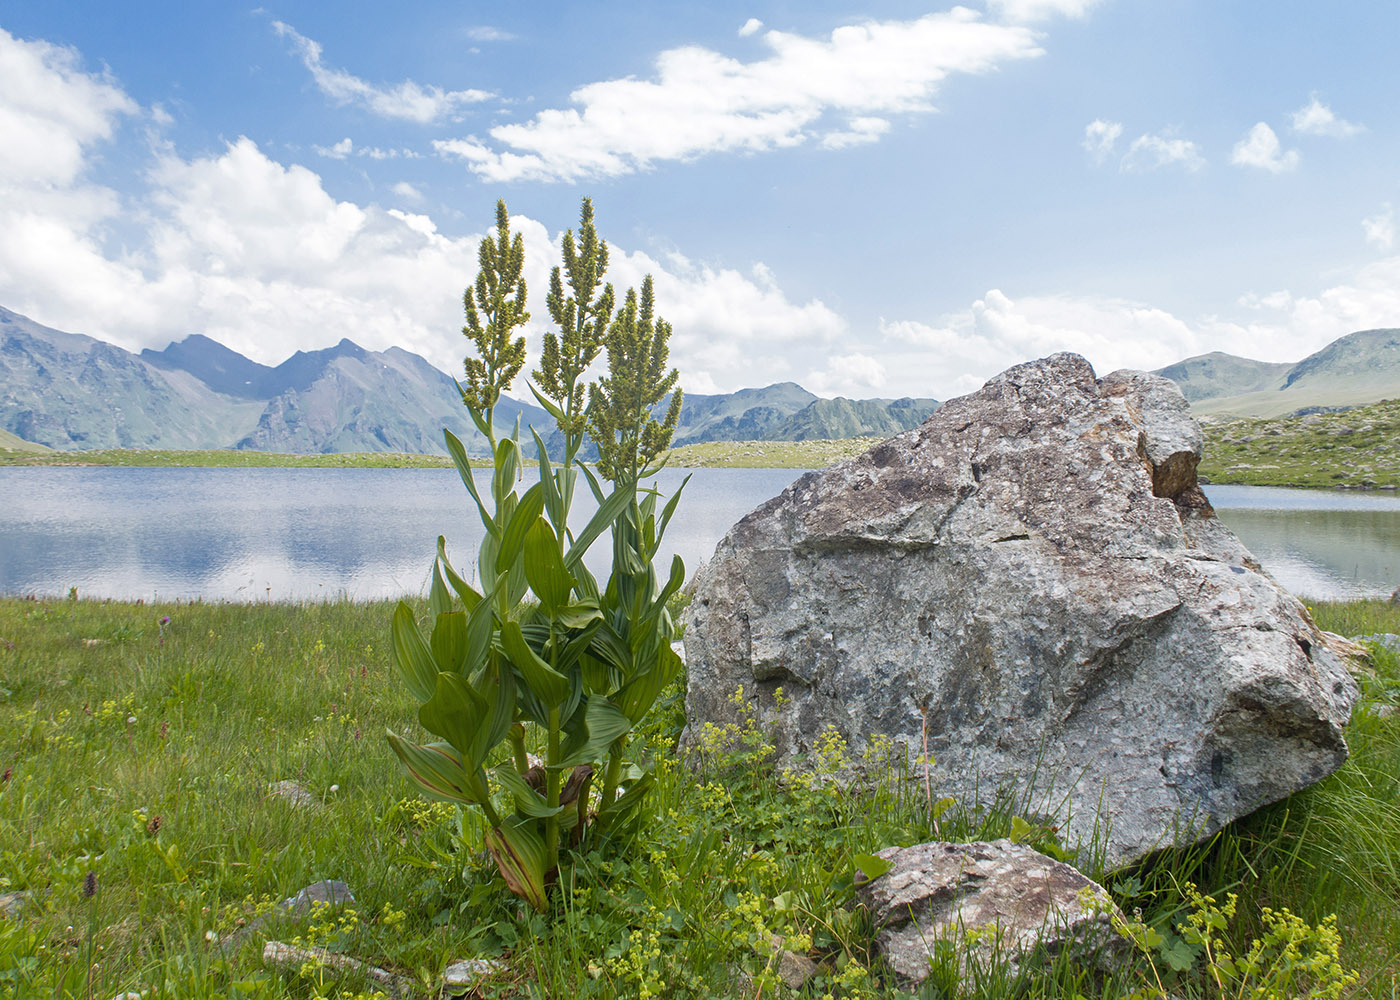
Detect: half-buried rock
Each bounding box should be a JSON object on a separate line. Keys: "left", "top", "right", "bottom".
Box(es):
{"left": 683, "top": 353, "right": 1357, "bottom": 868}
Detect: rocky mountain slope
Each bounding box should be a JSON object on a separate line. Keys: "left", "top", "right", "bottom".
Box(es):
{"left": 0, "top": 307, "right": 938, "bottom": 455}
{"left": 0, "top": 307, "right": 541, "bottom": 455}
{"left": 1155, "top": 328, "right": 1400, "bottom": 417}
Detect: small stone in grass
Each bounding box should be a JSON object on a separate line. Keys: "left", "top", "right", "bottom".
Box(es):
{"left": 443, "top": 957, "right": 507, "bottom": 992}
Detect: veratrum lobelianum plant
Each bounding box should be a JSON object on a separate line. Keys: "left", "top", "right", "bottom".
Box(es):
{"left": 386, "top": 198, "right": 688, "bottom": 912}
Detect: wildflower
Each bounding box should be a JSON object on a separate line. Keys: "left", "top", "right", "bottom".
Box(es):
{"left": 82, "top": 870, "right": 97, "bottom": 898}
{"left": 146, "top": 815, "right": 162, "bottom": 836}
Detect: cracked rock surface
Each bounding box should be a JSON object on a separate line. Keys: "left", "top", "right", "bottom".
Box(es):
{"left": 683, "top": 353, "right": 1357, "bottom": 867}
{"left": 856, "top": 839, "right": 1125, "bottom": 986}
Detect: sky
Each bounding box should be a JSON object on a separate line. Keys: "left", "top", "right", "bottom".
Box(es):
{"left": 1, "top": 1, "right": 1398, "bottom": 401}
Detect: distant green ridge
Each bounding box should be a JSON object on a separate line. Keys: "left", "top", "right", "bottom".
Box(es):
{"left": 0, "top": 427, "right": 51, "bottom": 452}
{"left": 1157, "top": 328, "right": 1400, "bottom": 418}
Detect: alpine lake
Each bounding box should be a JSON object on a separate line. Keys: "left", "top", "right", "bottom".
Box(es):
{"left": 0, "top": 467, "right": 1397, "bottom": 603}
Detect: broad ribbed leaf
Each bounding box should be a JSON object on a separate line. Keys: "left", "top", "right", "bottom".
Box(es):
{"left": 529, "top": 427, "right": 564, "bottom": 532}
{"left": 527, "top": 382, "right": 567, "bottom": 423}
{"left": 656, "top": 475, "right": 691, "bottom": 543}
{"left": 484, "top": 819, "right": 549, "bottom": 912}
{"left": 443, "top": 429, "right": 495, "bottom": 537}
{"left": 390, "top": 601, "right": 437, "bottom": 703}
{"left": 565, "top": 483, "right": 634, "bottom": 572}
{"left": 556, "top": 599, "right": 602, "bottom": 631}
{"left": 504, "top": 616, "right": 568, "bottom": 700}
{"left": 494, "top": 765, "right": 565, "bottom": 819}
{"left": 465, "top": 575, "right": 503, "bottom": 673}
{"left": 436, "top": 536, "right": 482, "bottom": 612}
{"left": 497, "top": 484, "right": 545, "bottom": 574}
{"left": 492, "top": 437, "right": 520, "bottom": 508}
{"left": 478, "top": 531, "right": 499, "bottom": 595}
{"left": 523, "top": 519, "right": 575, "bottom": 613}
{"left": 559, "top": 696, "right": 632, "bottom": 767}
{"left": 428, "top": 562, "right": 451, "bottom": 620}
{"left": 418, "top": 671, "right": 489, "bottom": 768}
{"left": 430, "top": 611, "right": 468, "bottom": 674}
{"left": 642, "top": 555, "right": 687, "bottom": 626}
{"left": 501, "top": 621, "right": 569, "bottom": 706}
{"left": 615, "top": 644, "right": 682, "bottom": 723}
{"left": 599, "top": 771, "right": 655, "bottom": 827}
{"left": 385, "top": 733, "right": 476, "bottom": 805}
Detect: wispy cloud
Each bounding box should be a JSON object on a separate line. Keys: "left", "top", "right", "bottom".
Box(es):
{"left": 465, "top": 26, "right": 516, "bottom": 42}
{"left": 738, "top": 18, "right": 764, "bottom": 37}
{"left": 1363, "top": 203, "right": 1394, "bottom": 250}
{"left": 1290, "top": 96, "right": 1363, "bottom": 137}
{"left": 272, "top": 21, "right": 490, "bottom": 123}
{"left": 434, "top": 9, "right": 1041, "bottom": 182}
{"left": 312, "top": 137, "right": 422, "bottom": 160}
{"left": 1230, "top": 122, "right": 1299, "bottom": 173}
{"left": 1081, "top": 118, "right": 1122, "bottom": 163}
{"left": 987, "top": 0, "right": 1108, "bottom": 23}
{"left": 1121, "top": 131, "right": 1204, "bottom": 172}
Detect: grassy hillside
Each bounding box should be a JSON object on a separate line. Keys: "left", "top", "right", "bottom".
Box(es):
{"left": 1198, "top": 397, "right": 1400, "bottom": 488}
{"left": 666, "top": 437, "right": 880, "bottom": 468}
{"left": 0, "top": 596, "right": 1396, "bottom": 997}
{"left": 1180, "top": 328, "right": 1400, "bottom": 418}
{"left": 0, "top": 428, "right": 51, "bottom": 453}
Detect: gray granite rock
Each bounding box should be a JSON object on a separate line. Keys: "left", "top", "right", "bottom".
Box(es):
{"left": 856, "top": 839, "right": 1125, "bottom": 986}
{"left": 1353, "top": 633, "right": 1400, "bottom": 654}
{"left": 0, "top": 890, "right": 33, "bottom": 919}
{"left": 684, "top": 353, "right": 1358, "bottom": 868}
{"left": 216, "top": 880, "right": 355, "bottom": 954}
{"left": 268, "top": 779, "right": 318, "bottom": 809}
{"left": 263, "top": 941, "right": 409, "bottom": 995}
{"left": 443, "top": 957, "right": 506, "bottom": 993}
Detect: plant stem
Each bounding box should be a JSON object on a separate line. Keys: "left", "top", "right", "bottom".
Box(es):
{"left": 509, "top": 724, "right": 529, "bottom": 773}
{"left": 545, "top": 706, "right": 561, "bottom": 868}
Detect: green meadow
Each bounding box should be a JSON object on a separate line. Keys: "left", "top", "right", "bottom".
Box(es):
{"left": 0, "top": 596, "right": 1396, "bottom": 998}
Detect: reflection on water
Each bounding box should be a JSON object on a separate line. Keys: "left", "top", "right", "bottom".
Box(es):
{"left": 0, "top": 467, "right": 801, "bottom": 602}
{"left": 1202, "top": 486, "right": 1400, "bottom": 600}
{"left": 0, "top": 468, "right": 1395, "bottom": 602}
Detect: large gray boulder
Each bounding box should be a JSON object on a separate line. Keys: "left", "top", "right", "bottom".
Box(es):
{"left": 683, "top": 354, "right": 1357, "bottom": 867}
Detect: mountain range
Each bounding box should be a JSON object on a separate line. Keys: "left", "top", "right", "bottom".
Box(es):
{"left": 1152, "top": 328, "right": 1400, "bottom": 418}
{"left": 0, "top": 307, "right": 939, "bottom": 454}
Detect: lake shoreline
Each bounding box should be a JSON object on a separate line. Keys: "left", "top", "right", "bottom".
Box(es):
{"left": 5, "top": 442, "right": 1400, "bottom": 491}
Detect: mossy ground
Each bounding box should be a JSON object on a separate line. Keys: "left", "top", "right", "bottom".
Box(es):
{"left": 1, "top": 596, "right": 1396, "bottom": 998}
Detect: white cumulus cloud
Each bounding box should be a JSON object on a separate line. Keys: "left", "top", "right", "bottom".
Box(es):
{"left": 272, "top": 21, "right": 491, "bottom": 123}
{"left": 1230, "top": 122, "right": 1299, "bottom": 173}
{"left": 806, "top": 353, "right": 888, "bottom": 397}
{"left": 434, "top": 9, "right": 1041, "bottom": 182}
{"left": 1290, "top": 96, "right": 1363, "bottom": 137}
{"left": 738, "top": 18, "right": 764, "bottom": 37}
{"left": 0, "top": 30, "right": 847, "bottom": 398}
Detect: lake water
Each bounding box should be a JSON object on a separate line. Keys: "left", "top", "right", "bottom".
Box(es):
{"left": 0, "top": 468, "right": 1396, "bottom": 602}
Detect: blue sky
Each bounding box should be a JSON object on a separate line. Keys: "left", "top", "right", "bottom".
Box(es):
{"left": 1, "top": 1, "right": 1397, "bottom": 399}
